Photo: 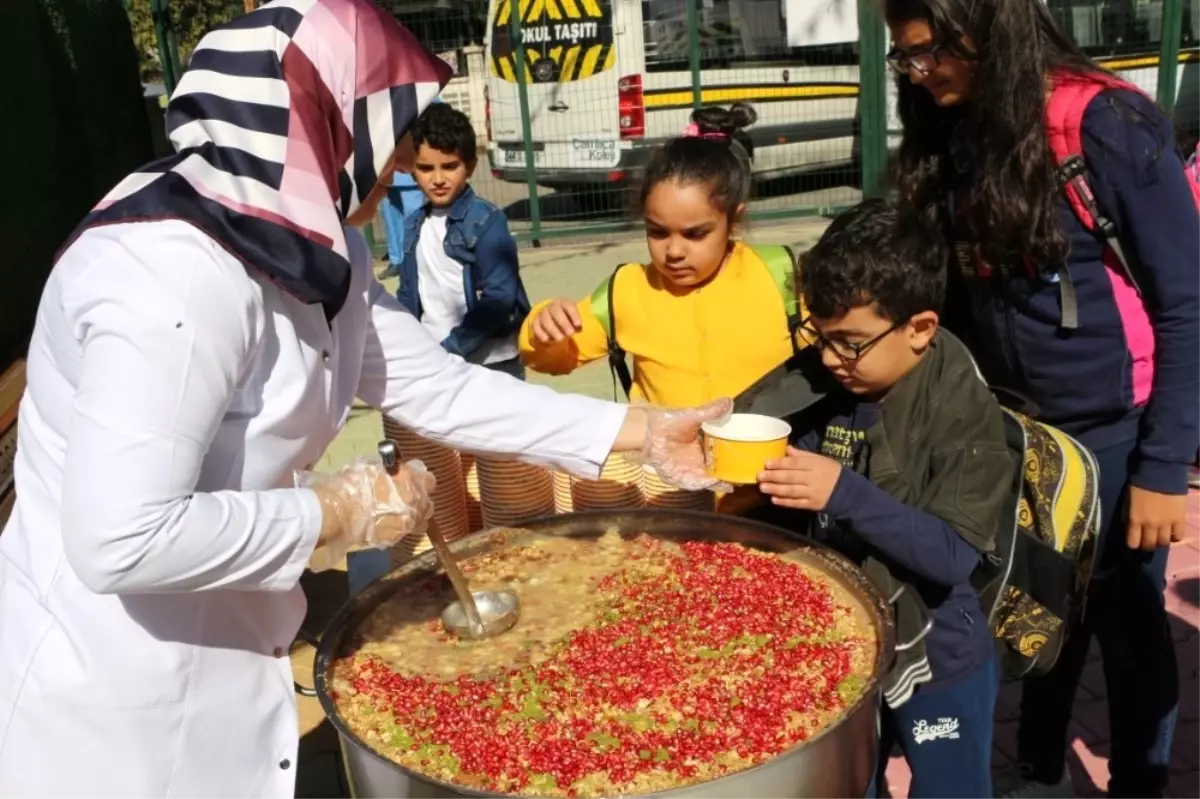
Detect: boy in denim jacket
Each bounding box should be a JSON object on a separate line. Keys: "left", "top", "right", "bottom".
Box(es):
{"left": 395, "top": 103, "right": 531, "bottom": 377}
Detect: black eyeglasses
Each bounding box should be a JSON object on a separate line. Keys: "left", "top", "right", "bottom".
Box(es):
{"left": 797, "top": 316, "right": 905, "bottom": 362}
{"left": 885, "top": 43, "right": 946, "bottom": 77}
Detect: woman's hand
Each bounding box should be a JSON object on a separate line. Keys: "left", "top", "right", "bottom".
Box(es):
{"left": 617, "top": 399, "right": 734, "bottom": 492}
{"left": 1126, "top": 485, "right": 1188, "bottom": 551}
{"left": 758, "top": 447, "right": 843, "bottom": 511}
{"left": 303, "top": 458, "right": 437, "bottom": 570}
{"left": 377, "top": 460, "right": 438, "bottom": 542}
{"left": 531, "top": 299, "right": 582, "bottom": 343}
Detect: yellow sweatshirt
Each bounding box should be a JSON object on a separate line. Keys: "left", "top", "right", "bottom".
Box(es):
{"left": 519, "top": 242, "right": 800, "bottom": 407}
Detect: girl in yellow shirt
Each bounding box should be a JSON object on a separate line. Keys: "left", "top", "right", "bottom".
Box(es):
{"left": 519, "top": 104, "right": 803, "bottom": 408}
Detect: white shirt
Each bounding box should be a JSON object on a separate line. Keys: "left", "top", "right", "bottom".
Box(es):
{"left": 0, "top": 220, "right": 624, "bottom": 798}
{"left": 415, "top": 210, "right": 520, "bottom": 365}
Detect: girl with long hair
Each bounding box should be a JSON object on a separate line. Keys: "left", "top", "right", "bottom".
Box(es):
{"left": 883, "top": 0, "right": 1199, "bottom": 796}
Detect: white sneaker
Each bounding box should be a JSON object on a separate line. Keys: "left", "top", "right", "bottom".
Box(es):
{"left": 994, "top": 764, "right": 1075, "bottom": 799}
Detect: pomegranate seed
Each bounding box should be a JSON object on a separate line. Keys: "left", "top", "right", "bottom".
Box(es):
{"left": 334, "top": 538, "right": 871, "bottom": 797}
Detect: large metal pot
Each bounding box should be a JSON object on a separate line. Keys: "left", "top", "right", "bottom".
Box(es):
{"left": 309, "top": 509, "right": 896, "bottom": 799}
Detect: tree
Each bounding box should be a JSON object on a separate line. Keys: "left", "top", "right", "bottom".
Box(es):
{"left": 125, "top": 0, "right": 244, "bottom": 82}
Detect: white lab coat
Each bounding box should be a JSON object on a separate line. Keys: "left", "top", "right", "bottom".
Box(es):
{"left": 0, "top": 220, "right": 625, "bottom": 798}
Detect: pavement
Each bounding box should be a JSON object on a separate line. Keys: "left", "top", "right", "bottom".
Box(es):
{"left": 291, "top": 217, "right": 1200, "bottom": 797}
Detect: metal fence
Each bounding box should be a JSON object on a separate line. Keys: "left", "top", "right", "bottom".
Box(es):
{"left": 142, "top": 0, "right": 1200, "bottom": 252}
{"left": 363, "top": 0, "right": 1198, "bottom": 248}
{"left": 373, "top": 0, "right": 883, "bottom": 246}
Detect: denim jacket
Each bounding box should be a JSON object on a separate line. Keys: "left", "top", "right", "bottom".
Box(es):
{"left": 396, "top": 185, "right": 532, "bottom": 360}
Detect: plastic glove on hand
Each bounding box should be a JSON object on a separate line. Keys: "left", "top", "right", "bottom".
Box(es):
{"left": 628, "top": 398, "right": 734, "bottom": 493}
{"left": 299, "top": 457, "right": 437, "bottom": 571}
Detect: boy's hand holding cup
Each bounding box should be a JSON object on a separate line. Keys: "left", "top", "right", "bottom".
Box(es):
{"left": 758, "top": 447, "right": 843, "bottom": 511}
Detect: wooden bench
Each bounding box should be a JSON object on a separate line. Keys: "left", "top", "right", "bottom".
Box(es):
{"left": 0, "top": 360, "right": 25, "bottom": 530}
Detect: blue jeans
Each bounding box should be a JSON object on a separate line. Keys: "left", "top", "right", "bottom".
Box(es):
{"left": 1016, "top": 437, "right": 1178, "bottom": 797}
{"left": 346, "top": 548, "right": 391, "bottom": 598}
{"left": 381, "top": 183, "right": 425, "bottom": 269}
{"left": 873, "top": 654, "right": 999, "bottom": 798}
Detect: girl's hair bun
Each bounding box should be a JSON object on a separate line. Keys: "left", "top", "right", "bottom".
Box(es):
{"left": 637, "top": 103, "right": 757, "bottom": 221}
{"left": 691, "top": 102, "right": 758, "bottom": 138}
{"left": 691, "top": 102, "right": 757, "bottom": 166}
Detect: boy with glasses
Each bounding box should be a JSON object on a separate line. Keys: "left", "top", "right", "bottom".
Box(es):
{"left": 746, "top": 199, "right": 1012, "bottom": 798}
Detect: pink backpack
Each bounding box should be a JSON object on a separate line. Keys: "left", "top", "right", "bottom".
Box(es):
{"left": 1043, "top": 70, "right": 1200, "bottom": 406}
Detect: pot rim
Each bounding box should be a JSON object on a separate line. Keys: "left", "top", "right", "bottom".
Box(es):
{"left": 311, "top": 508, "right": 896, "bottom": 799}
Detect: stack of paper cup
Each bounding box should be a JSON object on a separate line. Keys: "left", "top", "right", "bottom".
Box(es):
{"left": 476, "top": 457, "right": 556, "bottom": 528}
{"left": 552, "top": 470, "right": 574, "bottom": 514}
{"left": 381, "top": 417, "right": 470, "bottom": 565}
{"left": 641, "top": 465, "right": 715, "bottom": 512}
{"left": 570, "top": 454, "right": 644, "bottom": 511}
{"left": 460, "top": 453, "right": 484, "bottom": 532}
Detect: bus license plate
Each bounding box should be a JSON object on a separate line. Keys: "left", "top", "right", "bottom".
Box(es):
{"left": 500, "top": 148, "right": 543, "bottom": 168}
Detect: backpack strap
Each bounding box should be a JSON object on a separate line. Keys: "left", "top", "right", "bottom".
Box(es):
{"left": 751, "top": 244, "right": 803, "bottom": 354}
{"left": 587, "top": 264, "right": 634, "bottom": 399}
{"left": 1059, "top": 153, "right": 1143, "bottom": 298}
{"left": 1044, "top": 70, "right": 1145, "bottom": 329}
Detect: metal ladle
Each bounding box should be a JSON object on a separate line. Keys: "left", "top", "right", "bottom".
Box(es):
{"left": 378, "top": 441, "right": 520, "bottom": 640}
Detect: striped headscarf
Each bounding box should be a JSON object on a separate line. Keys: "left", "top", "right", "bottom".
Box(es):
{"left": 63, "top": 0, "right": 452, "bottom": 315}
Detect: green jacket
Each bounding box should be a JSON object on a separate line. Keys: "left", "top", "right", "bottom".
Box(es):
{"left": 736, "top": 329, "right": 1013, "bottom": 705}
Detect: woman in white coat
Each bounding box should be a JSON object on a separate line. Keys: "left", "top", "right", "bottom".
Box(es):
{"left": 0, "top": 1, "right": 729, "bottom": 796}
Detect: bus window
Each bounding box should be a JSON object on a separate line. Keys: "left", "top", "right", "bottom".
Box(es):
{"left": 641, "top": 0, "right": 857, "bottom": 72}
{"left": 1046, "top": 0, "right": 1199, "bottom": 57}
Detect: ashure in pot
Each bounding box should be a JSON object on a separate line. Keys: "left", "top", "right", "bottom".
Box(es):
{"left": 309, "top": 510, "right": 896, "bottom": 799}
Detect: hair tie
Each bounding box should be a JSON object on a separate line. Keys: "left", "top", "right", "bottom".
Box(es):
{"left": 682, "top": 123, "right": 728, "bottom": 141}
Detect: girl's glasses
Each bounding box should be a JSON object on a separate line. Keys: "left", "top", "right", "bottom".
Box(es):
{"left": 796, "top": 316, "right": 904, "bottom": 362}
{"left": 885, "top": 43, "right": 945, "bottom": 76}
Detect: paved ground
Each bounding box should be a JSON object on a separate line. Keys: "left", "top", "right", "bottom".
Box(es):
{"left": 292, "top": 218, "right": 1200, "bottom": 796}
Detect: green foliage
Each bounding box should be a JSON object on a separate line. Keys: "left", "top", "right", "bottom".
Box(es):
{"left": 125, "top": 0, "right": 244, "bottom": 82}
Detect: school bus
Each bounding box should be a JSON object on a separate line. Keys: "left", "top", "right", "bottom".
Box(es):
{"left": 483, "top": 0, "right": 1200, "bottom": 189}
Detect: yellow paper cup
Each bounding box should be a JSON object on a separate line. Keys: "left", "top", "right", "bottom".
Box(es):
{"left": 701, "top": 414, "right": 792, "bottom": 485}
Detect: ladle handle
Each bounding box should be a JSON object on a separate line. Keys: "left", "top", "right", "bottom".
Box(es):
{"left": 378, "top": 439, "right": 399, "bottom": 472}
{"left": 376, "top": 440, "right": 484, "bottom": 632}
{"left": 425, "top": 519, "right": 485, "bottom": 632}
